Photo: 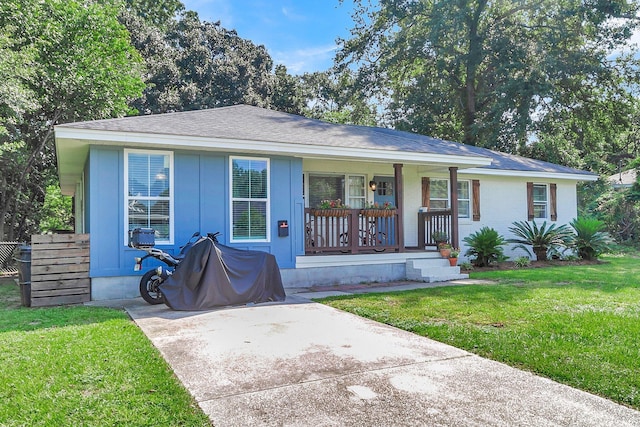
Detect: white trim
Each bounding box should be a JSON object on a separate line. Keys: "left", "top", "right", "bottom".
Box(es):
{"left": 124, "top": 149, "right": 174, "bottom": 246}
{"left": 461, "top": 167, "right": 598, "bottom": 181}
{"left": 229, "top": 156, "right": 270, "bottom": 243}
{"left": 296, "top": 251, "right": 442, "bottom": 268}
{"left": 532, "top": 183, "right": 549, "bottom": 220}
{"left": 429, "top": 178, "right": 471, "bottom": 219}
{"left": 305, "top": 172, "right": 367, "bottom": 209}
{"left": 55, "top": 127, "right": 493, "bottom": 167}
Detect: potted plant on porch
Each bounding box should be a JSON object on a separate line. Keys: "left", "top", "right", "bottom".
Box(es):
{"left": 311, "top": 199, "right": 350, "bottom": 217}
{"left": 360, "top": 201, "right": 396, "bottom": 218}
{"left": 438, "top": 243, "right": 452, "bottom": 258}
{"left": 432, "top": 230, "right": 448, "bottom": 247}
{"left": 448, "top": 248, "right": 459, "bottom": 266}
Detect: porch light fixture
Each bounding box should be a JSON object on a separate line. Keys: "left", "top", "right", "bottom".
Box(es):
{"left": 369, "top": 180, "right": 377, "bottom": 191}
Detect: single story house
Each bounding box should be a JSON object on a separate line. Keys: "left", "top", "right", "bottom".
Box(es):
{"left": 55, "top": 105, "right": 597, "bottom": 300}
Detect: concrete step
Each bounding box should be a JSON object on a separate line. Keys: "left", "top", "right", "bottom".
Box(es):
{"left": 406, "top": 258, "right": 469, "bottom": 283}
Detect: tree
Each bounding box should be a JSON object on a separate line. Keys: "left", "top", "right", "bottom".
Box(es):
{"left": 337, "top": 0, "right": 640, "bottom": 158}
{"left": 124, "top": 10, "right": 279, "bottom": 114}
{"left": 300, "top": 70, "right": 377, "bottom": 125}
{"left": 271, "top": 65, "right": 306, "bottom": 115}
{"left": 0, "top": 0, "right": 145, "bottom": 241}
{"left": 39, "top": 183, "right": 73, "bottom": 233}
{"left": 124, "top": 0, "right": 185, "bottom": 29}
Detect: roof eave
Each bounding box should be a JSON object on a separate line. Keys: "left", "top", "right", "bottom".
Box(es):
{"left": 55, "top": 126, "right": 494, "bottom": 169}
{"left": 462, "top": 167, "right": 599, "bottom": 181}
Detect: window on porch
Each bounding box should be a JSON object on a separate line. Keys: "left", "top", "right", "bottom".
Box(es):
{"left": 429, "top": 178, "right": 470, "bottom": 218}
{"left": 307, "top": 174, "right": 366, "bottom": 208}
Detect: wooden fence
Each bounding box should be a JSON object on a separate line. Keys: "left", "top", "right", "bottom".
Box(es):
{"left": 31, "top": 234, "right": 90, "bottom": 307}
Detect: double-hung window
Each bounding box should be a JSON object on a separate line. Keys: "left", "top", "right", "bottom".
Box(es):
{"left": 125, "top": 149, "right": 174, "bottom": 244}
{"left": 532, "top": 184, "right": 548, "bottom": 219}
{"left": 307, "top": 174, "right": 366, "bottom": 208}
{"left": 429, "top": 178, "right": 470, "bottom": 219}
{"left": 231, "top": 157, "right": 269, "bottom": 242}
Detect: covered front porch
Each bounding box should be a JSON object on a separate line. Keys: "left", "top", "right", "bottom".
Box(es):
{"left": 302, "top": 163, "right": 462, "bottom": 255}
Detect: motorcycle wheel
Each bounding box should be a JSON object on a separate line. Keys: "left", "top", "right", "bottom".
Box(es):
{"left": 139, "top": 269, "right": 166, "bottom": 305}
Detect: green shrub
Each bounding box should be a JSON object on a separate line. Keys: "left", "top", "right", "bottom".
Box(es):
{"left": 459, "top": 261, "right": 473, "bottom": 271}
{"left": 569, "top": 217, "right": 613, "bottom": 260}
{"left": 514, "top": 256, "right": 531, "bottom": 268}
{"left": 507, "top": 220, "right": 573, "bottom": 261}
{"left": 463, "top": 227, "right": 506, "bottom": 267}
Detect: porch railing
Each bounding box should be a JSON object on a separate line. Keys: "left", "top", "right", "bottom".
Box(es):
{"left": 417, "top": 210, "right": 453, "bottom": 248}
{"left": 304, "top": 208, "right": 399, "bottom": 254}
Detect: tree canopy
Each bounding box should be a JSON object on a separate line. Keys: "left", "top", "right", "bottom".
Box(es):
{"left": 0, "top": 0, "right": 145, "bottom": 240}
{"left": 337, "top": 0, "right": 640, "bottom": 171}
{"left": 122, "top": 9, "right": 301, "bottom": 114}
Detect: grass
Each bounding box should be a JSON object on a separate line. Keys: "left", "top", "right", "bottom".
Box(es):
{"left": 320, "top": 253, "right": 640, "bottom": 410}
{"left": 0, "top": 277, "right": 211, "bottom": 426}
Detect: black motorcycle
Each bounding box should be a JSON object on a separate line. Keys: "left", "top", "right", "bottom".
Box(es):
{"left": 130, "top": 231, "right": 220, "bottom": 304}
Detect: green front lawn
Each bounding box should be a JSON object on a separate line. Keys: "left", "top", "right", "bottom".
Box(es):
{"left": 320, "top": 254, "right": 640, "bottom": 410}
{"left": 0, "top": 278, "right": 210, "bottom": 426}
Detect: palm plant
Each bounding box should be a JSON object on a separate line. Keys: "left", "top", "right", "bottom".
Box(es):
{"left": 463, "top": 227, "right": 506, "bottom": 267}
{"left": 508, "top": 220, "right": 573, "bottom": 261}
{"left": 569, "top": 217, "right": 613, "bottom": 260}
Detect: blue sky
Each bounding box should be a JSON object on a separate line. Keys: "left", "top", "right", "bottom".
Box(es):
{"left": 181, "top": 0, "right": 356, "bottom": 74}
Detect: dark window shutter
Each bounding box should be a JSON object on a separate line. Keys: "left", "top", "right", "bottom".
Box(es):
{"left": 422, "top": 177, "right": 430, "bottom": 209}
{"left": 550, "top": 183, "right": 557, "bottom": 221}
{"left": 472, "top": 179, "right": 480, "bottom": 221}
{"left": 527, "top": 182, "right": 534, "bottom": 221}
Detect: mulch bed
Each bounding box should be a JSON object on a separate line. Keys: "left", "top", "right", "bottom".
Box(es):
{"left": 461, "top": 259, "right": 604, "bottom": 273}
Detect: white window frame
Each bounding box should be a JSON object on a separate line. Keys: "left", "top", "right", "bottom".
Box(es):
{"left": 305, "top": 173, "right": 366, "bottom": 208}
{"left": 532, "top": 183, "right": 548, "bottom": 219}
{"left": 346, "top": 174, "right": 366, "bottom": 208}
{"left": 230, "top": 156, "right": 270, "bottom": 243}
{"left": 457, "top": 180, "right": 471, "bottom": 219}
{"left": 124, "top": 149, "right": 174, "bottom": 246}
{"left": 429, "top": 178, "right": 470, "bottom": 219}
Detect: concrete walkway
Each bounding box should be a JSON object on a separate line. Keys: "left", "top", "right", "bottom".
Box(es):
{"left": 118, "top": 283, "right": 640, "bottom": 426}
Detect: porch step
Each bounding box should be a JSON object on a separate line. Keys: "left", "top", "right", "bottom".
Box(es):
{"left": 406, "top": 258, "right": 469, "bottom": 283}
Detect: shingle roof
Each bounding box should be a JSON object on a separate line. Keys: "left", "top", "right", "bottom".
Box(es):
{"left": 59, "top": 104, "right": 595, "bottom": 177}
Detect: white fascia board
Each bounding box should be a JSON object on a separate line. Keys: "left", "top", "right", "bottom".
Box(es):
{"left": 54, "top": 127, "right": 494, "bottom": 167}
{"left": 461, "top": 167, "right": 599, "bottom": 182}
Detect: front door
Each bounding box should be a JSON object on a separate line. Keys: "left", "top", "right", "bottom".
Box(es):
{"left": 373, "top": 176, "right": 394, "bottom": 207}
{"left": 371, "top": 176, "right": 396, "bottom": 246}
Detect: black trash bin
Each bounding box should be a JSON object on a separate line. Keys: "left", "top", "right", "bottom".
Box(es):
{"left": 15, "top": 245, "right": 31, "bottom": 307}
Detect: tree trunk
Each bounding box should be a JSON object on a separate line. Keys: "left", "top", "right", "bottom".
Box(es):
{"left": 462, "top": 0, "right": 487, "bottom": 146}
{"left": 534, "top": 247, "right": 547, "bottom": 261}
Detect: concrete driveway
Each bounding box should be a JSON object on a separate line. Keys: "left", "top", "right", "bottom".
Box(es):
{"left": 122, "top": 289, "right": 640, "bottom": 426}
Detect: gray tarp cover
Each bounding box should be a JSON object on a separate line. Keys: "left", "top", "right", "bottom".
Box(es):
{"left": 159, "top": 237, "right": 285, "bottom": 310}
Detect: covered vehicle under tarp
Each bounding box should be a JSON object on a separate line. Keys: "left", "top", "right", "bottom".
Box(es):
{"left": 159, "top": 237, "right": 285, "bottom": 310}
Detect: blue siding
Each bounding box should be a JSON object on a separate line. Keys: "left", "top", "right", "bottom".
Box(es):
{"left": 84, "top": 158, "right": 91, "bottom": 234}
{"left": 88, "top": 147, "right": 302, "bottom": 278}
{"left": 88, "top": 147, "right": 124, "bottom": 276}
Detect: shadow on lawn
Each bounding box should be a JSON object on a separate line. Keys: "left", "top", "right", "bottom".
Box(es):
{"left": 0, "top": 279, "right": 127, "bottom": 334}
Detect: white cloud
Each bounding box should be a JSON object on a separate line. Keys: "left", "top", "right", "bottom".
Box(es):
{"left": 281, "top": 7, "right": 307, "bottom": 22}
{"left": 273, "top": 44, "right": 337, "bottom": 74}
